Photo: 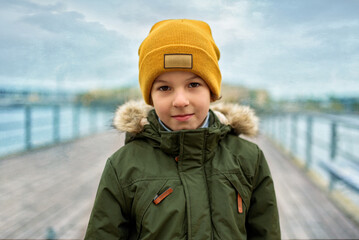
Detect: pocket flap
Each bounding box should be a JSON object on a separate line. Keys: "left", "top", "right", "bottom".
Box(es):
{"left": 223, "top": 173, "right": 251, "bottom": 209}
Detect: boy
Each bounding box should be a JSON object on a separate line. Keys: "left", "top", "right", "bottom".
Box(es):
{"left": 85, "top": 19, "right": 280, "bottom": 239}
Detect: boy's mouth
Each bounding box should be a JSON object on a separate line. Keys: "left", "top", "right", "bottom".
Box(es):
{"left": 172, "top": 113, "right": 194, "bottom": 121}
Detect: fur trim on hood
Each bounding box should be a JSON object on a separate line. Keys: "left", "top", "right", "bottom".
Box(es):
{"left": 113, "top": 100, "right": 258, "bottom": 137}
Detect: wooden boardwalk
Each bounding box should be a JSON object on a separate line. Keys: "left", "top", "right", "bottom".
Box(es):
{"left": 1, "top": 130, "right": 358, "bottom": 239}
{"left": 251, "top": 136, "right": 359, "bottom": 239}
{"left": 0, "top": 131, "right": 124, "bottom": 239}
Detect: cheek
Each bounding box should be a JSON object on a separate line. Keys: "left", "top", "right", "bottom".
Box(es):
{"left": 152, "top": 96, "right": 168, "bottom": 116}
{"left": 198, "top": 91, "right": 211, "bottom": 108}
{"left": 150, "top": 92, "right": 160, "bottom": 108}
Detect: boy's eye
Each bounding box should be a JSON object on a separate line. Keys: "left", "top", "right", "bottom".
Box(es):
{"left": 189, "top": 82, "right": 200, "bottom": 88}
{"left": 159, "top": 86, "right": 170, "bottom": 91}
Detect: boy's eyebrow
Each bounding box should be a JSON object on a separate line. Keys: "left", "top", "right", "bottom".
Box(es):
{"left": 154, "top": 75, "right": 201, "bottom": 83}
{"left": 153, "top": 79, "right": 168, "bottom": 84}
{"left": 185, "top": 75, "right": 201, "bottom": 81}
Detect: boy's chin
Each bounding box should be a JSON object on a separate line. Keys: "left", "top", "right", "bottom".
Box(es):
{"left": 169, "top": 123, "right": 202, "bottom": 131}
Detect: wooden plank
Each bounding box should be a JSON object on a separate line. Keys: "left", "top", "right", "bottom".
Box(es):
{"left": 1, "top": 130, "right": 359, "bottom": 239}
{"left": 0, "top": 130, "right": 124, "bottom": 239}
{"left": 249, "top": 134, "right": 359, "bottom": 239}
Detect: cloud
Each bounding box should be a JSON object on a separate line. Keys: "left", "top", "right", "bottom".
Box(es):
{"left": 215, "top": 1, "right": 359, "bottom": 98}
{"left": 0, "top": 0, "right": 135, "bottom": 91}
{"left": 1, "top": 0, "right": 358, "bottom": 98}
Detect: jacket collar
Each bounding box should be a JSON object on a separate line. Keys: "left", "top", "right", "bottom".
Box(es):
{"left": 112, "top": 100, "right": 259, "bottom": 161}
{"left": 113, "top": 100, "right": 259, "bottom": 136}
{"left": 132, "top": 109, "right": 231, "bottom": 162}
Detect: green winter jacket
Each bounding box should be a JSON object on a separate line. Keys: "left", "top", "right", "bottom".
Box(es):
{"left": 85, "top": 101, "right": 280, "bottom": 240}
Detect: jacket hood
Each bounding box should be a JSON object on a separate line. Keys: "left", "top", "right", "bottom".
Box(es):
{"left": 113, "top": 100, "right": 258, "bottom": 137}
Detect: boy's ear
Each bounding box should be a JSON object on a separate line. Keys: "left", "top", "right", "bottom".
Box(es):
{"left": 210, "top": 93, "right": 221, "bottom": 103}
{"left": 148, "top": 95, "right": 154, "bottom": 106}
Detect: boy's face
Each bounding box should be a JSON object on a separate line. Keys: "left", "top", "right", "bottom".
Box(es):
{"left": 150, "top": 71, "right": 212, "bottom": 131}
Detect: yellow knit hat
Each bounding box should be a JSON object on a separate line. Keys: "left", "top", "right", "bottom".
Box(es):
{"left": 138, "top": 19, "right": 221, "bottom": 105}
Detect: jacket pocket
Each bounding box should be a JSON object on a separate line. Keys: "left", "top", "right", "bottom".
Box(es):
{"left": 136, "top": 180, "right": 187, "bottom": 240}
{"left": 223, "top": 173, "right": 250, "bottom": 214}
{"left": 208, "top": 173, "right": 250, "bottom": 239}
{"left": 134, "top": 180, "right": 168, "bottom": 238}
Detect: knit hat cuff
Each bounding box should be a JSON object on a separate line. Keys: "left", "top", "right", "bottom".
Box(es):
{"left": 139, "top": 44, "right": 221, "bottom": 105}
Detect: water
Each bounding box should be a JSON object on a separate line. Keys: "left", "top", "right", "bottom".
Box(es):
{"left": 0, "top": 104, "right": 115, "bottom": 157}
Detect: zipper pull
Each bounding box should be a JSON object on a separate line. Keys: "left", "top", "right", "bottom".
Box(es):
{"left": 237, "top": 192, "right": 243, "bottom": 213}
{"left": 153, "top": 187, "right": 173, "bottom": 205}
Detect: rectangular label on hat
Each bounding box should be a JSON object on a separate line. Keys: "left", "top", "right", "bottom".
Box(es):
{"left": 164, "top": 54, "right": 193, "bottom": 69}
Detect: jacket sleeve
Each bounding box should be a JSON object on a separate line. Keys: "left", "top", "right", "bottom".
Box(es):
{"left": 84, "top": 158, "right": 130, "bottom": 240}
{"left": 246, "top": 147, "right": 281, "bottom": 240}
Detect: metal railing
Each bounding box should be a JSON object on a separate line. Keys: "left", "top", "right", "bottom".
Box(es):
{"left": 260, "top": 112, "right": 359, "bottom": 195}
{"left": 0, "top": 103, "right": 116, "bottom": 157}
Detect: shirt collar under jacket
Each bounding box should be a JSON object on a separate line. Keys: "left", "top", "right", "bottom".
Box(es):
{"left": 158, "top": 112, "right": 210, "bottom": 132}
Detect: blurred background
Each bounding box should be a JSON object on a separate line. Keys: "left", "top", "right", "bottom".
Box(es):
{"left": 1, "top": 0, "right": 358, "bottom": 239}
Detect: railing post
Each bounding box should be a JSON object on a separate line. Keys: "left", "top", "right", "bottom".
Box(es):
{"left": 91, "top": 105, "right": 97, "bottom": 133}
{"left": 53, "top": 105, "right": 60, "bottom": 143}
{"left": 46, "top": 226, "right": 56, "bottom": 240}
{"left": 273, "top": 115, "right": 276, "bottom": 138}
{"left": 272, "top": 115, "right": 276, "bottom": 138}
{"left": 305, "top": 116, "right": 313, "bottom": 170}
{"left": 274, "top": 114, "right": 279, "bottom": 142}
{"left": 73, "top": 104, "right": 80, "bottom": 138}
{"left": 283, "top": 114, "right": 287, "bottom": 149}
{"left": 25, "top": 105, "right": 32, "bottom": 150}
{"left": 273, "top": 115, "right": 277, "bottom": 140}
{"left": 291, "top": 114, "right": 297, "bottom": 156}
{"left": 277, "top": 115, "right": 281, "bottom": 142}
{"left": 279, "top": 114, "right": 283, "bottom": 143}
{"left": 330, "top": 122, "right": 337, "bottom": 161}
{"left": 328, "top": 176, "right": 336, "bottom": 192}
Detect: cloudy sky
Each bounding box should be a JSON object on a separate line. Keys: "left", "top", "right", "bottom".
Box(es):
{"left": 0, "top": 0, "right": 358, "bottom": 99}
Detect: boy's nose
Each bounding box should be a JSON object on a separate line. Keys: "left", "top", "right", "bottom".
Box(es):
{"left": 172, "top": 91, "right": 189, "bottom": 108}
